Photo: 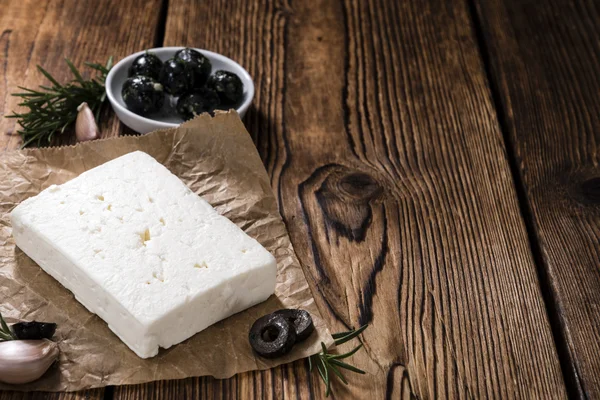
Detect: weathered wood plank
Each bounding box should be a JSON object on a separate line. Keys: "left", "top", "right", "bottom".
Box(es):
{"left": 116, "top": 0, "right": 567, "bottom": 398}
{"left": 0, "top": 391, "right": 104, "bottom": 400}
{"left": 474, "top": 0, "right": 600, "bottom": 397}
{"left": 0, "top": 0, "right": 160, "bottom": 149}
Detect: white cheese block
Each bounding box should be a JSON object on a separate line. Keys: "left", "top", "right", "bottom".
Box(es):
{"left": 10, "top": 151, "right": 277, "bottom": 358}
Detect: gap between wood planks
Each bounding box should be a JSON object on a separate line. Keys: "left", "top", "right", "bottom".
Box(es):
{"left": 153, "top": 0, "right": 170, "bottom": 49}
{"left": 465, "top": 0, "right": 580, "bottom": 398}
{"left": 102, "top": 387, "right": 114, "bottom": 400}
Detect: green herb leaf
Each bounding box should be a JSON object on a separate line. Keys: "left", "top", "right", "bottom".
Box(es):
{"left": 328, "top": 362, "right": 348, "bottom": 385}
{"left": 37, "top": 66, "right": 62, "bottom": 88}
{"left": 328, "top": 343, "right": 363, "bottom": 360}
{"left": 309, "top": 324, "right": 368, "bottom": 397}
{"left": 65, "top": 58, "right": 85, "bottom": 85}
{"left": 316, "top": 359, "right": 328, "bottom": 393}
{"left": 331, "top": 327, "right": 361, "bottom": 339}
{"left": 7, "top": 57, "right": 112, "bottom": 148}
{"left": 319, "top": 355, "right": 331, "bottom": 397}
{"left": 329, "top": 359, "right": 366, "bottom": 374}
{"left": 333, "top": 324, "right": 368, "bottom": 346}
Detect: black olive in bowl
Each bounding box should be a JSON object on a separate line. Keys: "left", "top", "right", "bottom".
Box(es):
{"left": 249, "top": 314, "right": 297, "bottom": 359}
{"left": 207, "top": 70, "right": 244, "bottom": 107}
{"left": 175, "top": 48, "right": 212, "bottom": 88}
{"left": 159, "top": 58, "right": 194, "bottom": 96}
{"left": 121, "top": 76, "right": 164, "bottom": 116}
{"left": 176, "top": 88, "right": 221, "bottom": 120}
{"left": 128, "top": 52, "right": 163, "bottom": 80}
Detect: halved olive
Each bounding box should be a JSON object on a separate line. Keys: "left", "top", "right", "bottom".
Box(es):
{"left": 273, "top": 309, "right": 314, "bottom": 342}
{"left": 11, "top": 321, "right": 57, "bottom": 340}
{"left": 249, "top": 314, "right": 296, "bottom": 358}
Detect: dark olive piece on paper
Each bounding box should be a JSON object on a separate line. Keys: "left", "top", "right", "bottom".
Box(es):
{"left": 273, "top": 309, "right": 314, "bottom": 342}
{"left": 207, "top": 70, "right": 244, "bottom": 107}
{"left": 122, "top": 76, "right": 164, "bottom": 115}
{"left": 249, "top": 314, "right": 296, "bottom": 358}
{"left": 159, "top": 57, "right": 195, "bottom": 96}
{"left": 176, "top": 89, "right": 220, "bottom": 120}
{"left": 128, "top": 52, "right": 163, "bottom": 80}
{"left": 12, "top": 321, "right": 57, "bottom": 340}
{"left": 174, "top": 48, "right": 212, "bottom": 88}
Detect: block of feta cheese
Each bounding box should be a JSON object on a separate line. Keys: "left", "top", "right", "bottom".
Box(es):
{"left": 10, "top": 151, "right": 277, "bottom": 358}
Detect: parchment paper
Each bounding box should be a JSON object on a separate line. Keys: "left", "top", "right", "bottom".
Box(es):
{"left": 0, "top": 112, "right": 333, "bottom": 392}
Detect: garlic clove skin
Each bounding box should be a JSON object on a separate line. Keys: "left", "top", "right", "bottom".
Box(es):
{"left": 0, "top": 339, "right": 59, "bottom": 384}
{"left": 75, "top": 102, "right": 99, "bottom": 142}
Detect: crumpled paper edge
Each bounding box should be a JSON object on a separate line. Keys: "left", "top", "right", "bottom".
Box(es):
{"left": 0, "top": 111, "right": 333, "bottom": 391}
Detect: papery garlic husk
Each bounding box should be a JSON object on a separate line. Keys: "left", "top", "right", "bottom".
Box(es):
{"left": 75, "top": 102, "right": 99, "bottom": 142}
{"left": 0, "top": 339, "right": 59, "bottom": 384}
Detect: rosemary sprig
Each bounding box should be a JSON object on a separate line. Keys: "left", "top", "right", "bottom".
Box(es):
{"left": 0, "top": 311, "right": 16, "bottom": 341}
{"left": 7, "top": 57, "right": 113, "bottom": 148}
{"left": 309, "top": 324, "right": 368, "bottom": 397}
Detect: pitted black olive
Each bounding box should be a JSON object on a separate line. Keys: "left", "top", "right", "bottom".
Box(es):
{"left": 206, "top": 70, "right": 244, "bottom": 107}
{"left": 12, "top": 321, "right": 57, "bottom": 340}
{"left": 174, "top": 48, "right": 212, "bottom": 88}
{"left": 249, "top": 314, "right": 296, "bottom": 358}
{"left": 273, "top": 309, "right": 314, "bottom": 342}
{"left": 128, "top": 52, "right": 163, "bottom": 80}
{"left": 121, "top": 75, "right": 164, "bottom": 116}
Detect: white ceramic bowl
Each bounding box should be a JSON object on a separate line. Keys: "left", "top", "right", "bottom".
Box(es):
{"left": 106, "top": 47, "right": 254, "bottom": 134}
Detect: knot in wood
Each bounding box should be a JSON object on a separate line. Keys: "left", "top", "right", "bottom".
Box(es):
{"left": 338, "top": 172, "right": 383, "bottom": 203}
{"left": 311, "top": 168, "right": 383, "bottom": 242}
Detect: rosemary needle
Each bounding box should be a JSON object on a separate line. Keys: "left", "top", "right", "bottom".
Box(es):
{"left": 309, "top": 324, "right": 368, "bottom": 397}
{"left": 7, "top": 57, "right": 113, "bottom": 148}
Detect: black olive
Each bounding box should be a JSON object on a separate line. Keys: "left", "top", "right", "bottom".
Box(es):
{"left": 122, "top": 76, "right": 165, "bottom": 116}
{"left": 174, "top": 48, "right": 212, "bottom": 88}
{"left": 12, "top": 321, "right": 57, "bottom": 340}
{"left": 249, "top": 314, "right": 296, "bottom": 358}
{"left": 159, "top": 58, "right": 195, "bottom": 96}
{"left": 176, "top": 88, "right": 221, "bottom": 120}
{"left": 207, "top": 70, "right": 244, "bottom": 106}
{"left": 128, "top": 52, "right": 163, "bottom": 80}
{"left": 273, "top": 309, "right": 314, "bottom": 342}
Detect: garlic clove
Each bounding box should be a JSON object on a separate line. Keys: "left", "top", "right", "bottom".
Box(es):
{"left": 0, "top": 339, "right": 59, "bottom": 384}
{"left": 75, "top": 102, "right": 99, "bottom": 142}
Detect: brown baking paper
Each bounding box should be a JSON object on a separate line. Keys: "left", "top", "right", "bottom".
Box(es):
{"left": 0, "top": 111, "right": 332, "bottom": 392}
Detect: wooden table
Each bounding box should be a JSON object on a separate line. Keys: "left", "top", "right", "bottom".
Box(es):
{"left": 1, "top": 0, "right": 598, "bottom": 398}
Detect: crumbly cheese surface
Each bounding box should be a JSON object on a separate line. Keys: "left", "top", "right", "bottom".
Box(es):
{"left": 10, "top": 151, "right": 277, "bottom": 358}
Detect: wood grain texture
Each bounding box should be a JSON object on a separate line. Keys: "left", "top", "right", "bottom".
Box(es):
{"left": 0, "top": 391, "right": 103, "bottom": 400}
{"left": 115, "top": 359, "right": 329, "bottom": 400}
{"left": 475, "top": 0, "right": 600, "bottom": 397}
{"left": 0, "top": 0, "right": 161, "bottom": 149}
{"left": 115, "top": 0, "right": 567, "bottom": 398}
